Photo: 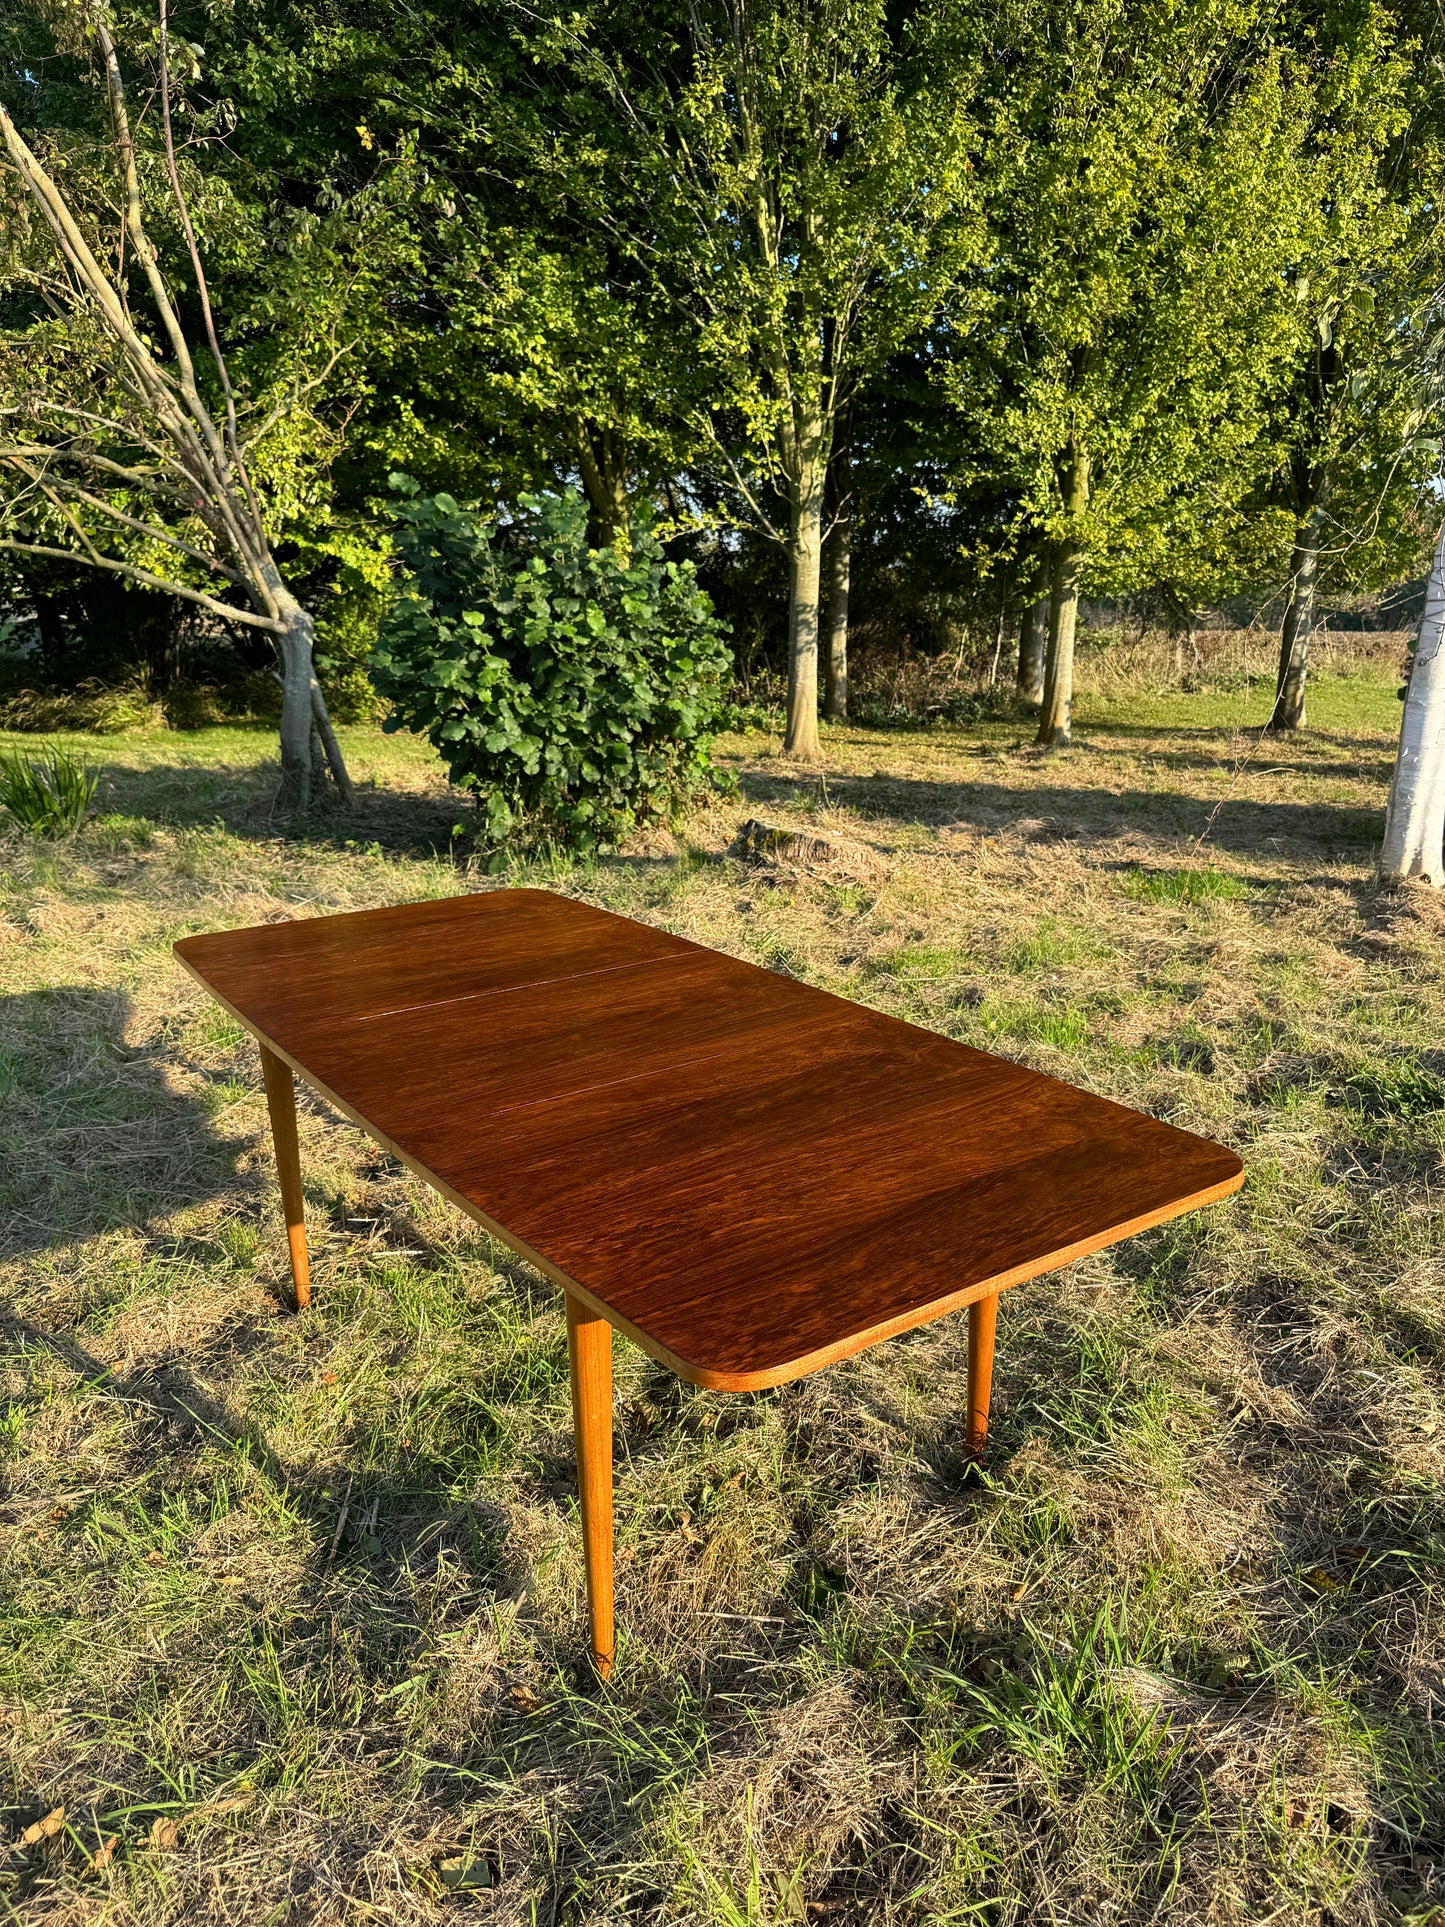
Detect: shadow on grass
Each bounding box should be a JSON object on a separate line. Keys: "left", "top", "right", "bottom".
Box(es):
{"left": 57, "top": 710, "right": 1394, "bottom": 872}
{"left": 0, "top": 1291, "right": 523, "bottom": 1648}
{"left": 737, "top": 765, "right": 1385, "bottom": 861}
{"left": 0, "top": 985, "right": 250, "bottom": 1261}
{"left": 86, "top": 747, "right": 465, "bottom": 858}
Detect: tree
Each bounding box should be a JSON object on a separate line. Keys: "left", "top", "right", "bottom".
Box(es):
{"left": 529, "top": 0, "right": 979, "bottom": 760}
{"left": 1377, "top": 259, "right": 1445, "bottom": 884}
{"left": 1381, "top": 518, "right": 1445, "bottom": 884}
{"left": 940, "top": 0, "right": 1393, "bottom": 747}
{"left": 822, "top": 424, "right": 852, "bottom": 719}
{"left": 0, "top": 5, "right": 357, "bottom": 805}
{"left": 1260, "top": 5, "right": 1436, "bottom": 731}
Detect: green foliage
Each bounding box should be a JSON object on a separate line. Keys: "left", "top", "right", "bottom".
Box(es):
{"left": 0, "top": 742, "right": 98, "bottom": 835}
{"left": 921, "top": 0, "right": 1444, "bottom": 629}
{"left": 372, "top": 482, "right": 733, "bottom": 850}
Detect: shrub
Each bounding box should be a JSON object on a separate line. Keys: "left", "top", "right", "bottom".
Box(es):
{"left": 0, "top": 743, "right": 99, "bottom": 836}
{"left": 372, "top": 482, "right": 734, "bottom": 851}
{"left": 0, "top": 678, "right": 166, "bottom": 734}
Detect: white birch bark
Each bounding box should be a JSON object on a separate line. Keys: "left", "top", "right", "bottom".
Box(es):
{"left": 784, "top": 464, "right": 826, "bottom": 761}
{"left": 1380, "top": 521, "right": 1445, "bottom": 887}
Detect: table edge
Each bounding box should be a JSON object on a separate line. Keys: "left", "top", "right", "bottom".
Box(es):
{"left": 175, "top": 948, "right": 1246, "bottom": 1393}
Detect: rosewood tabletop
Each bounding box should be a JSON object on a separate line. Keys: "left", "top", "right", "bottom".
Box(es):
{"left": 175, "top": 887, "right": 1244, "bottom": 1675}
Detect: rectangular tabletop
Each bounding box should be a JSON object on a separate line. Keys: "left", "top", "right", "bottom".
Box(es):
{"left": 175, "top": 889, "right": 1243, "bottom": 1389}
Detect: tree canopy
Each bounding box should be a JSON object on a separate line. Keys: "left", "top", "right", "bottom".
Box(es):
{"left": 2, "top": 0, "right": 1442, "bottom": 781}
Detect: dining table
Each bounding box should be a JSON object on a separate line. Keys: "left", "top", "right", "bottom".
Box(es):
{"left": 175, "top": 887, "right": 1244, "bottom": 1677}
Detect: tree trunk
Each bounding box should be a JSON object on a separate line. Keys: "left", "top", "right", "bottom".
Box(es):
{"left": 784, "top": 463, "right": 825, "bottom": 761}
{"left": 575, "top": 420, "right": 630, "bottom": 554}
{"left": 1036, "top": 447, "right": 1089, "bottom": 747}
{"left": 1017, "top": 596, "right": 1046, "bottom": 704}
{"left": 823, "top": 511, "right": 850, "bottom": 722}
{"left": 1380, "top": 521, "right": 1445, "bottom": 886}
{"left": 1037, "top": 542, "right": 1082, "bottom": 745}
{"left": 311, "top": 677, "right": 357, "bottom": 806}
{"left": 1268, "top": 514, "right": 1322, "bottom": 732}
{"left": 988, "top": 602, "right": 1008, "bottom": 686}
{"left": 269, "top": 575, "right": 353, "bottom": 810}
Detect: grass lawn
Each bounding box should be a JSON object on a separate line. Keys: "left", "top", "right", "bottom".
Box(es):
{"left": 2, "top": 660, "right": 1443, "bottom": 1925}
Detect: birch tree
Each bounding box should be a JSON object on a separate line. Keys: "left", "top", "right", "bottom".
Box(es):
{"left": 1381, "top": 520, "right": 1445, "bottom": 885}
{"left": 0, "top": 8, "right": 353, "bottom": 808}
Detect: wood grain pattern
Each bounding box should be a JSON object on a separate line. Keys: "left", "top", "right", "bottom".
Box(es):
{"left": 566, "top": 1294, "right": 615, "bottom": 1678}
{"left": 175, "top": 888, "right": 1245, "bottom": 1390}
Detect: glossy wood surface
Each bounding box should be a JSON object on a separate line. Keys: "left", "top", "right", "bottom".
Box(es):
{"left": 259, "top": 1043, "right": 310, "bottom": 1311}
{"left": 176, "top": 888, "right": 1244, "bottom": 1390}
{"left": 566, "top": 1294, "right": 615, "bottom": 1677}
{"left": 967, "top": 1290, "right": 998, "bottom": 1459}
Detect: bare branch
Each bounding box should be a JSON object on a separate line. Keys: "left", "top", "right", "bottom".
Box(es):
{"left": 0, "top": 537, "right": 285, "bottom": 630}
{"left": 694, "top": 412, "right": 785, "bottom": 541}
{"left": 237, "top": 343, "right": 355, "bottom": 455}
{"left": 155, "top": 0, "right": 269, "bottom": 544}
{"left": 1, "top": 458, "right": 244, "bottom": 580}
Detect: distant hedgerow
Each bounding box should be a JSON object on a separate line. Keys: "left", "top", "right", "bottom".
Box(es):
{"left": 373, "top": 481, "right": 734, "bottom": 852}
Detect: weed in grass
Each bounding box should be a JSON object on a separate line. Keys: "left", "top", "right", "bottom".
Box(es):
{"left": 975, "top": 997, "right": 1091, "bottom": 1052}
{"left": 1334, "top": 1057, "right": 1445, "bottom": 1119}
{"left": 0, "top": 741, "right": 98, "bottom": 836}
{"left": 1002, "top": 914, "right": 1104, "bottom": 972}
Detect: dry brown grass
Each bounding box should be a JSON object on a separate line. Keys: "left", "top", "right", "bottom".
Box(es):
{"left": 1, "top": 649, "right": 1442, "bottom": 1924}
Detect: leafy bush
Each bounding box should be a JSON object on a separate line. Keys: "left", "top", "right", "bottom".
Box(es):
{"left": 0, "top": 743, "right": 99, "bottom": 835}
{"left": 373, "top": 482, "right": 733, "bottom": 851}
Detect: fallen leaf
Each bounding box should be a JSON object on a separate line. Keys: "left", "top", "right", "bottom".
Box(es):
{"left": 439, "top": 1854, "right": 494, "bottom": 1891}
{"left": 1303, "top": 1566, "right": 1341, "bottom": 1593}
{"left": 21, "top": 1806, "right": 64, "bottom": 1845}
{"left": 90, "top": 1836, "right": 117, "bottom": 1872}
{"left": 148, "top": 1817, "right": 179, "bottom": 1851}
{"left": 320, "top": 1371, "right": 338, "bottom": 1385}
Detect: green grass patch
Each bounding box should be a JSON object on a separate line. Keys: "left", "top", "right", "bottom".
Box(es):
{"left": 1120, "top": 864, "right": 1249, "bottom": 905}
{"left": 975, "top": 999, "right": 1091, "bottom": 1051}
{"left": 866, "top": 941, "right": 971, "bottom": 980}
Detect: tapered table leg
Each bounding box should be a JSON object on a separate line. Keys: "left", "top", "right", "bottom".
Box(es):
{"left": 566, "top": 1293, "right": 615, "bottom": 1679}
{"left": 259, "top": 1043, "right": 311, "bottom": 1312}
{"left": 967, "top": 1289, "right": 998, "bottom": 1460}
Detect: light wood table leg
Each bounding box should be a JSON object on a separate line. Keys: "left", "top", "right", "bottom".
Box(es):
{"left": 259, "top": 1044, "right": 311, "bottom": 1312}
{"left": 566, "top": 1293, "right": 615, "bottom": 1679}
{"left": 967, "top": 1289, "right": 998, "bottom": 1460}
